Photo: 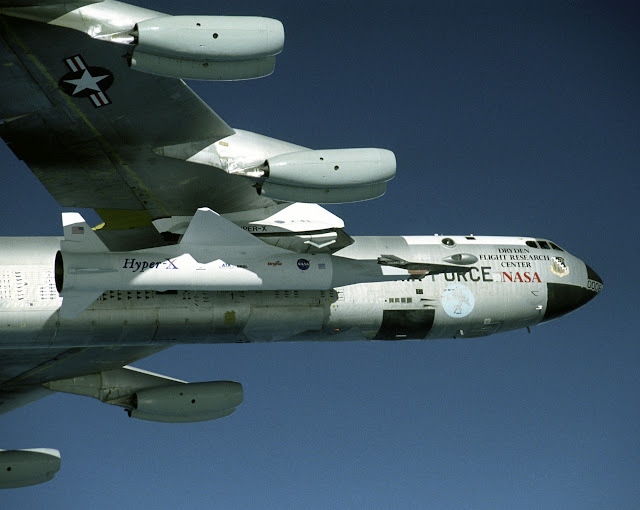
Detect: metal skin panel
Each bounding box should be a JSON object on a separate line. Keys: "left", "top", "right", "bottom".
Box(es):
{"left": 0, "top": 16, "right": 276, "bottom": 229}
{"left": 129, "top": 407, "right": 236, "bottom": 423}
{"left": 0, "top": 1, "right": 602, "bottom": 426}
{"left": 0, "top": 235, "right": 601, "bottom": 350}
{"left": 0, "top": 233, "right": 602, "bottom": 417}
{"left": 135, "top": 16, "right": 284, "bottom": 61}
{"left": 134, "top": 381, "right": 242, "bottom": 417}
{"left": 130, "top": 51, "right": 276, "bottom": 81}
{"left": 0, "top": 449, "right": 61, "bottom": 489}
{"left": 260, "top": 181, "right": 388, "bottom": 204}
{"left": 55, "top": 208, "right": 426, "bottom": 318}
{"left": 0, "top": 0, "right": 158, "bottom": 33}
{"left": 0, "top": 344, "right": 170, "bottom": 413}
{"left": 266, "top": 149, "right": 396, "bottom": 189}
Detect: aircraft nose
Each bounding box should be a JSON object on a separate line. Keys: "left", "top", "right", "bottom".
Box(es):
{"left": 585, "top": 264, "right": 603, "bottom": 292}
{"left": 542, "top": 262, "right": 603, "bottom": 323}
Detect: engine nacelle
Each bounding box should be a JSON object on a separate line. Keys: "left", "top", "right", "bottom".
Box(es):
{"left": 260, "top": 181, "right": 388, "bottom": 203}
{"left": 256, "top": 148, "right": 396, "bottom": 203}
{"left": 130, "top": 15, "right": 284, "bottom": 80}
{"left": 0, "top": 449, "right": 61, "bottom": 489}
{"left": 130, "top": 52, "right": 276, "bottom": 81}
{"left": 266, "top": 149, "right": 396, "bottom": 188}
{"left": 129, "top": 381, "right": 243, "bottom": 423}
{"left": 135, "top": 16, "right": 284, "bottom": 61}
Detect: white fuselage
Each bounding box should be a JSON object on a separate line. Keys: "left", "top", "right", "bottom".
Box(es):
{"left": 0, "top": 235, "right": 600, "bottom": 348}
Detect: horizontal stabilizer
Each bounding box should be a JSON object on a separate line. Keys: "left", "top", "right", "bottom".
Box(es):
{"left": 180, "top": 207, "right": 267, "bottom": 247}
{"left": 61, "top": 213, "right": 108, "bottom": 253}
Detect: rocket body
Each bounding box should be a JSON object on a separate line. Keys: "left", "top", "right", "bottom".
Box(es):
{"left": 56, "top": 208, "right": 407, "bottom": 317}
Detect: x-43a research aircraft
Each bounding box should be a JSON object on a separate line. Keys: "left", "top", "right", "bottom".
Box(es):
{"left": 0, "top": 0, "right": 602, "bottom": 489}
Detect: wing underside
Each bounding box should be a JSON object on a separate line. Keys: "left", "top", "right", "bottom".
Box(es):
{"left": 0, "top": 14, "right": 274, "bottom": 249}
{"left": 0, "top": 344, "right": 170, "bottom": 414}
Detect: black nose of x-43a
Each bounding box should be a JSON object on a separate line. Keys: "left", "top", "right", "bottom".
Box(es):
{"left": 542, "top": 263, "right": 602, "bottom": 323}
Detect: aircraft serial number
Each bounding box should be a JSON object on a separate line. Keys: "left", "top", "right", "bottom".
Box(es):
{"left": 586, "top": 279, "right": 603, "bottom": 293}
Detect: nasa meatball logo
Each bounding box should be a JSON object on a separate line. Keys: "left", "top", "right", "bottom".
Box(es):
{"left": 297, "top": 258, "right": 310, "bottom": 270}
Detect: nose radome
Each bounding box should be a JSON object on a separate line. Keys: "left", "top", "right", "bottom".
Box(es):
{"left": 542, "top": 262, "right": 603, "bottom": 323}
{"left": 585, "top": 264, "right": 603, "bottom": 292}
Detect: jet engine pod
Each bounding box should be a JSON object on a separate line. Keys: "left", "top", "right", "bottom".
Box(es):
{"left": 258, "top": 148, "right": 396, "bottom": 203}
{"left": 130, "top": 52, "right": 276, "bottom": 81}
{"left": 129, "top": 381, "right": 243, "bottom": 423}
{"left": 260, "top": 181, "right": 388, "bottom": 204}
{"left": 0, "top": 449, "right": 61, "bottom": 489}
{"left": 266, "top": 149, "right": 396, "bottom": 188}
{"left": 130, "top": 15, "right": 284, "bottom": 80}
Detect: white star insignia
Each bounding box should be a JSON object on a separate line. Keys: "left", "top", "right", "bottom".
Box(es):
{"left": 64, "top": 69, "right": 109, "bottom": 95}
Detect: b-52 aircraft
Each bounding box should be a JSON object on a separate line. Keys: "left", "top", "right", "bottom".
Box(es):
{"left": 0, "top": 0, "right": 602, "bottom": 489}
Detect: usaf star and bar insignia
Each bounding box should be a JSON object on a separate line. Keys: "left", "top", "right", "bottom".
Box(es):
{"left": 58, "top": 55, "right": 114, "bottom": 108}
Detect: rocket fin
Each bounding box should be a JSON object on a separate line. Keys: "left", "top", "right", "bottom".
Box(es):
{"left": 180, "top": 207, "right": 266, "bottom": 247}
{"left": 61, "top": 213, "right": 108, "bottom": 253}
{"left": 59, "top": 290, "right": 105, "bottom": 319}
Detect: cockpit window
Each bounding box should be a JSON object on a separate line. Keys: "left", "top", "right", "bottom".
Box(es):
{"left": 528, "top": 239, "right": 564, "bottom": 251}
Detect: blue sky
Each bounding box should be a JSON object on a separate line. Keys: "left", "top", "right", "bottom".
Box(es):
{"left": 2, "top": 1, "right": 639, "bottom": 508}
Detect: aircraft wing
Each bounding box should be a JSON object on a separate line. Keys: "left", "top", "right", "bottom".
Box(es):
{"left": 0, "top": 5, "right": 276, "bottom": 250}
{"left": 0, "top": 344, "right": 169, "bottom": 414}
